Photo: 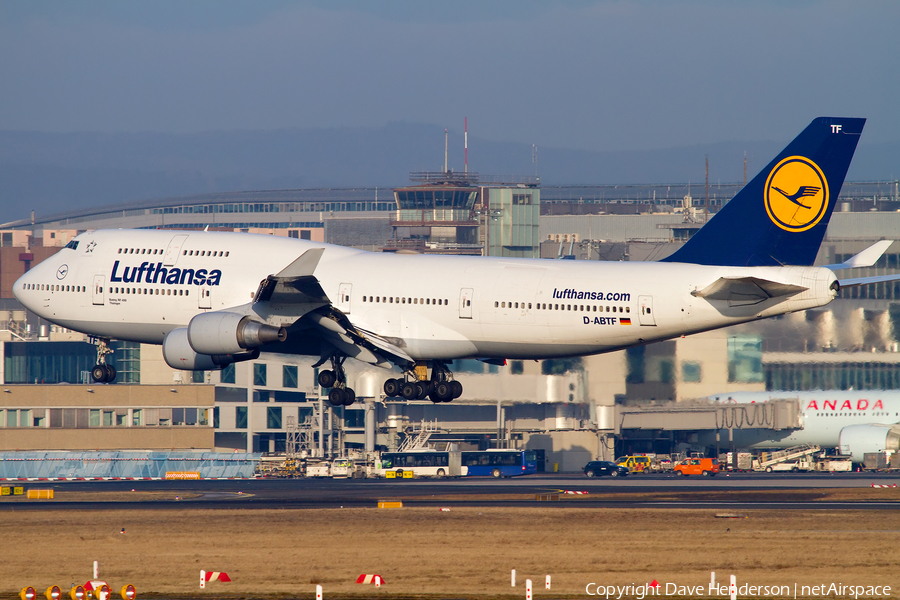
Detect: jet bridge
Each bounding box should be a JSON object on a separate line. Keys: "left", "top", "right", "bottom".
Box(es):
{"left": 615, "top": 399, "right": 802, "bottom": 434}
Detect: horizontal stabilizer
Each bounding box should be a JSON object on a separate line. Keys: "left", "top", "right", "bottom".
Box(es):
{"left": 692, "top": 276, "right": 807, "bottom": 306}
{"left": 838, "top": 273, "right": 900, "bottom": 289}
{"left": 823, "top": 240, "right": 894, "bottom": 270}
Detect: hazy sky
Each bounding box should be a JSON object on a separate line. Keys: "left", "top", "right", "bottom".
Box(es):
{"left": 1, "top": 1, "right": 898, "bottom": 152}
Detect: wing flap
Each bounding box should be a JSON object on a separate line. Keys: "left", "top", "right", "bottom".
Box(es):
{"left": 305, "top": 311, "right": 413, "bottom": 367}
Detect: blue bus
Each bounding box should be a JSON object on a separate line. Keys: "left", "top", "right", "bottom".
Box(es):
{"left": 461, "top": 449, "right": 538, "bottom": 478}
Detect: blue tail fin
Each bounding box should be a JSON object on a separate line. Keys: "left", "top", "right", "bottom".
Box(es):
{"left": 662, "top": 117, "right": 865, "bottom": 266}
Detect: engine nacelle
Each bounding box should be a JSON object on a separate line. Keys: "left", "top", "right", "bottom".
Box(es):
{"left": 838, "top": 424, "right": 900, "bottom": 462}
{"left": 187, "top": 312, "right": 286, "bottom": 356}
{"left": 163, "top": 328, "right": 259, "bottom": 371}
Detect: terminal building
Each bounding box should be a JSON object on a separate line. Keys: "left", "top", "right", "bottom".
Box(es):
{"left": 1, "top": 179, "right": 899, "bottom": 470}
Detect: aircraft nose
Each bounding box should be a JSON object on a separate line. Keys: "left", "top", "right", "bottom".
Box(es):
{"left": 13, "top": 271, "right": 32, "bottom": 308}
{"left": 13, "top": 258, "right": 55, "bottom": 313}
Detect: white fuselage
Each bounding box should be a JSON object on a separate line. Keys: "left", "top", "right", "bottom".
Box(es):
{"left": 708, "top": 391, "right": 900, "bottom": 449}
{"left": 14, "top": 229, "right": 839, "bottom": 362}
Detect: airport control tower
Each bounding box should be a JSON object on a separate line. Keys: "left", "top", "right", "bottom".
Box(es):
{"left": 386, "top": 171, "right": 541, "bottom": 258}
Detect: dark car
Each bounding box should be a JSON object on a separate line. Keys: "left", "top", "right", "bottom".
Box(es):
{"left": 583, "top": 460, "right": 629, "bottom": 477}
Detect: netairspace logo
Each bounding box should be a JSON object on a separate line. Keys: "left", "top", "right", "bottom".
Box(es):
{"left": 584, "top": 581, "right": 892, "bottom": 599}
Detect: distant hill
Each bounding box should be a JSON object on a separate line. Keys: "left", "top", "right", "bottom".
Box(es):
{"left": 0, "top": 123, "right": 897, "bottom": 222}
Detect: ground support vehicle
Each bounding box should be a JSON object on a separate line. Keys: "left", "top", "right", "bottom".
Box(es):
{"left": 815, "top": 458, "right": 853, "bottom": 472}
{"left": 615, "top": 455, "right": 652, "bottom": 474}
{"left": 673, "top": 457, "right": 720, "bottom": 477}
{"left": 305, "top": 462, "right": 331, "bottom": 477}
{"left": 331, "top": 458, "right": 353, "bottom": 478}
{"left": 752, "top": 444, "right": 821, "bottom": 472}
{"left": 720, "top": 452, "right": 753, "bottom": 471}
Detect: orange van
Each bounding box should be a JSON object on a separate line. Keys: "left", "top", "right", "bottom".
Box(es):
{"left": 673, "top": 457, "right": 719, "bottom": 477}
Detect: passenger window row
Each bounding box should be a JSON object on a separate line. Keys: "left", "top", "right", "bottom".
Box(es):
{"left": 22, "top": 284, "right": 85, "bottom": 292}
{"left": 116, "top": 247, "right": 229, "bottom": 257}
{"left": 110, "top": 286, "right": 189, "bottom": 297}
{"left": 183, "top": 249, "right": 229, "bottom": 257}
{"left": 494, "top": 301, "right": 630, "bottom": 313}
{"left": 362, "top": 296, "right": 448, "bottom": 305}
{"left": 119, "top": 248, "right": 164, "bottom": 255}
{"left": 22, "top": 282, "right": 189, "bottom": 297}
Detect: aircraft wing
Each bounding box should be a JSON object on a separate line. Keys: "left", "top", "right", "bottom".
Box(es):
{"left": 692, "top": 276, "right": 807, "bottom": 306}
{"left": 249, "top": 247, "right": 411, "bottom": 368}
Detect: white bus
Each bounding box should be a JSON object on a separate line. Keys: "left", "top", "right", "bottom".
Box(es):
{"left": 375, "top": 450, "right": 466, "bottom": 478}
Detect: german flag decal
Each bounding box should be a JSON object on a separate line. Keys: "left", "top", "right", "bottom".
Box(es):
{"left": 620, "top": 318, "right": 632, "bottom": 325}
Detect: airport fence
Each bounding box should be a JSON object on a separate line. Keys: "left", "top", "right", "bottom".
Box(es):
{"left": 0, "top": 451, "right": 261, "bottom": 479}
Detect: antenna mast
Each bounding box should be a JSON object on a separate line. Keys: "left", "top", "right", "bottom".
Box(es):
{"left": 464, "top": 118, "right": 468, "bottom": 173}
{"left": 444, "top": 129, "right": 448, "bottom": 173}
{"left": 704, "top": 155, "right": 709, "bottom": 221}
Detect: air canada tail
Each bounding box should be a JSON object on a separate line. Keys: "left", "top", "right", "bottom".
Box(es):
{"left": 662, "top": 117, "right": 865, "bottom": 267}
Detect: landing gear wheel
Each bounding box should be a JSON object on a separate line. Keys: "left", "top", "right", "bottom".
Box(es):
{"left": 91, "top": 364, "right": 109, "bottom": 383}
{"left": 318, "top": 370, "right": 337, "bottom": 388}
{"left": 400, "top": 381, "right": 419, "bottom": 400}
{"left": 491, "top": 468, "right": 502, "bottom": 478}
{"left": 450, "top": 380, "right": 463, "bottom": 399}
{"left": 383, "top": 378, "right": 401, "bottom": 397}
{"left": 342, "top": 388, "right": 356, "bottom": 406}
{"left": 105, "top": 364, "right": 116, "bottom": 381}
{"left": 416, "top": 382, "right": 433, "bottom": 400}
{"left": 434, "top": 382, "right": 453, "bottom": 401}
{"left": 328, "top": 388, "right": 346, "bottom": 406}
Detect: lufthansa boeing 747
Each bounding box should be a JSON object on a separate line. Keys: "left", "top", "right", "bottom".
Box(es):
{"left": 13, "top": 117, "right": 900, "bottom": 406}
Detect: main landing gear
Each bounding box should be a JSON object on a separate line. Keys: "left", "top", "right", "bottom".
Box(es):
{"left": 90, "top": 338, "right": 116, "bottom": 383}
{"left": 316, "top": 354, "right": 356, "bottom": 407}
{"left": 383, "top": 362, "right": 463, "bottom": 403}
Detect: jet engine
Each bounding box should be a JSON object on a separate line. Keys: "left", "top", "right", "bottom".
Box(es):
{"left": 162, "top": 327, "right": 259, "bottom": 371}
{"left": 187, "top": 312, "right": 286, "bottom": 356}
{"left": 838, "top": 424, "right": 900, "bottom": 463}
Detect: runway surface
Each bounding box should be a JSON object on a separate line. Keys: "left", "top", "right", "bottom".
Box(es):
{"left": 3, "top": 472, "right": 900, "bottom": 511}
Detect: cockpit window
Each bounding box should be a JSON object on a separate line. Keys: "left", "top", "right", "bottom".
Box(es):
{"left": 64, "top": 240, "right": 79, "bottom": 250}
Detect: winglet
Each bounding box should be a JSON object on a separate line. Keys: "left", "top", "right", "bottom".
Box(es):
{"left": 275, "top": 248, "right": 325, "bottom": 278}
{"left": 823, "top": 240, "right": 893, "bottom": 271}
{"left": 254, "top": 248, "right": 329, "bottom": 304}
